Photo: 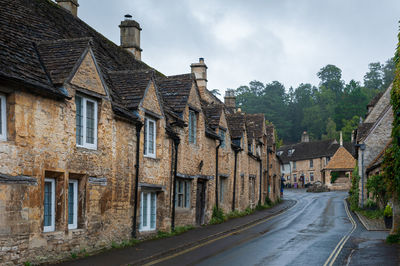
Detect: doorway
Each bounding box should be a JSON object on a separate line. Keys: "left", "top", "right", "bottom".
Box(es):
{"left": 196, "top": 180, "right": 206, "bottom": 225}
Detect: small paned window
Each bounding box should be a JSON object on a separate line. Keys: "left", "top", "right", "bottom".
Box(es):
{"left": 0, "top": 94, "right": 6, "bottom": 141}
{"left": 310, "top": 172, "right": 314, "bottom": 182}
{"left": 43, "top": 178, "right": 56, "bottom": 232}
{"left": 175, "top": 179, "right": 191, "bottom": 208}
{"left": 293, "top": 161, "right": 297, "bottom": 170}
{"left": 326, "top": 157, "right": 331, "bottom": 165}
{"left": 219, "top": 129, "right": 226, "bottom": 148}
{"left": 68, "top": 180, "right": 78, "bottom": 230}
{"left": 293, "top": 174, "right": 297, "bottom": 182}
{"left": 188, "top": 110, "right": 197, "bottom": 144}
{"left": 76, "top": 95, "right": 98, "bottom": 149}
{"left": 144, "top": 117, "right": 156, "bottom": 158}
{"left": 310, "top": 159, "right": 314, "bottom": 168}
{"left": 140, "top": 192, "right": 157, "bottom": 231}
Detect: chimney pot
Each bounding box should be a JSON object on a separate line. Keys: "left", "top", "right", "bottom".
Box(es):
{"left": 119, "top": 15, "right": 142, "bottom": 60}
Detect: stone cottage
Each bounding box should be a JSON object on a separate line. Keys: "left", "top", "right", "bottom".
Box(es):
{"left": 0, "top": 0, "right": 280, "bottom": 264}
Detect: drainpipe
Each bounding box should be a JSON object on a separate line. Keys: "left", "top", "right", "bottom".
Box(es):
{"left": 232, "top": 147, "right": 240, "bottom": 211}
{"left": 215, "top": 139, "right": 222, "bottom": 210}
{"left": 171, "top": 137, "right": 180, "bottom": 231}
{"left": 258, "top": 157, "right": 262, "bottom": 205}
{"left": 266, "top": 146, "right": 271, "bottom": 199}
{"left": 355, "top": 143, "right": 366, "bottom": 208}
{"left": 132, "top": 122, "right": 143, "bottom": 238}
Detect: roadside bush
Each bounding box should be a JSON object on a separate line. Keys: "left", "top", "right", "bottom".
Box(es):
{"left": 366, "top": 174, "right": 388, "bottom": 207}
{"left": 210, "top": 206, "right": 225, "bottom": 224}
{"left": 386, "top": 233, "right": 400, "bottom": 244}
{"left": 349, "top": 165, "right": 360, "bottom": 211}
{"left": 330, "top": 171, "right": 340, "bottom": 184}
{"left": 364, "top": 198, "right": 378, "bottom": 210}
{"left": 264, "top": 197, "right": 273, "bottom": 206}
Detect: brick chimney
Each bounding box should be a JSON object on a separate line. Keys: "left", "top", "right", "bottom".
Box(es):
{"left": 224, "top": 90, "right": 236, "bottom": 113}
{"left": 119, "top": 14, "right": 142, "bottom": 60}
{"left": 301, "top": 131, "right": 309, "bottom": 142}
{"left": 56, "top": 0, "right": 79, "bottom": 17}
{"left": 191, "top": 58, "right": 207, "bottom": 99}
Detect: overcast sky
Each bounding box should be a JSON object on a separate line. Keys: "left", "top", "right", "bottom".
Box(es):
{"left": 77, "top": 0, "right": 399, "bottom": 97}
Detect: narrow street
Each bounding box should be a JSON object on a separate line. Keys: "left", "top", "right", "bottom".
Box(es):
{"left": 149, "top": 190, "right": 351, "bottom": 265}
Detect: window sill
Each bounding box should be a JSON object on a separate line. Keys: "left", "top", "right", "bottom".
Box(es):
{"left": 76, "top": 146, "right": 99, "bottom": 153}
{"left": 175, "top": 207, "right": 191, "bottom": 213}
{"left": 144, "top": 156, "right": 160, "bottom": 162}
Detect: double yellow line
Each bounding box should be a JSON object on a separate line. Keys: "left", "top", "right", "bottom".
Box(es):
{"left": 323, "top": 199, "right": 357, "bottom": 266}
{"left": 141, "top": 201, "right": 297, "bottom": 266}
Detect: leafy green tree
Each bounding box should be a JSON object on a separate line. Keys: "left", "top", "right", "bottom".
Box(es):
{"left": 322, "top": 118, "right": 338, "bottom": 140}
{"left": 341, "top": 116, "right": 360, "bottom": 142}
{"left": 364, "top": 62, "right": 383, "bottom": 91}
{"left": 382, "top": 57, "right": 395, "bottom": 90}
{"left": 317, "top": 64, "right": 344, "bottom": 96}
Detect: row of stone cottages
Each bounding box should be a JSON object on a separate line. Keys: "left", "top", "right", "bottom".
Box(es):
{"left": 0, "top": 0, "right": 280, "bottom": 264}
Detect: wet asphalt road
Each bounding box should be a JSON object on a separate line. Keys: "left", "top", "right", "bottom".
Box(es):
{"left": 155, "top": 189, "right": 353, "bottom": 266}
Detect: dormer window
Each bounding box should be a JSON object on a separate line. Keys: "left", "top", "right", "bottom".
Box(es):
{"left": 0, "top": 93, "right": 6, "bottom": 141}
{"left": 76, "top": 95, "right": 98, "bottom": 149}
{"left": 277, "top": 151, "right": 283, "bottom": 156}
{"left": 288, "top": 149, "right": 295, "bottom": 156}
{"left": 188, "top": 110, "right": 197, "bottom": 144}
{"left": 144, "top": 117, "right": 156, "bottom": 158}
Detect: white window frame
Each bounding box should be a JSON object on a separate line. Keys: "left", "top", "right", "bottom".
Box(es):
{"left": 0, "top": 94, "right": 6, "bottom": 141}
{"left": 219, "top": 178, "right": 225, "bottom": 202}
{"left": 140, "top": 191, "right": 157, "bottom": 231}
{"left": 293, "top": 161, "right": 296, "bottom": 170}
{"left": 188, "top": 110, "right": 197, "bottom": 144}
{"left": 76, "top": 95, "right": 98, "bottom": 150}
{"left": 43, "top": 178, "right": 56, "bottom": 232}
{"left": 68, "top": 179, "right": 78, "bottom": 230}
{"left": 310, "top": 159, "right": 314, "bottom": 168}
{"left": 144, "top": 117, "right": 156, "bottom": 158}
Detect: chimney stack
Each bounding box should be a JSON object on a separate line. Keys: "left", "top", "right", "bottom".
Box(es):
{"left": 224, "top": 90, "right": 236, "bottom": 113}
{"left": 191, "top": 58, "right": 208, "bottom": 99}
{"left": 119, "top": 14, "right": 142, "bottom": 60}
{"left": 340, "top": 131, "right": 343, "bottom": 146}
{"left": 301, "top": 131, "right": 309, "bottom": 142}
{"left": 56, "top": 0, "right": 79, "bottom": 17}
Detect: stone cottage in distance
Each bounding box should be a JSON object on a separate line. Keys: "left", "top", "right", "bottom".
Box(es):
{"left": 0, "top": 0, "right": 281, "bottom": 264}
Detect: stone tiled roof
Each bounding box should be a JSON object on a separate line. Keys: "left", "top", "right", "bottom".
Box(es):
{"left": 36, "top": 38, "right": 91, "bottom": 85}
{"left": 226, "top": 112, "right": 246, "bottom": 139}
{"left": 367, "top": 92, "right": 384, "bottom": 107}
{"left": 324, "top": 146, "right": 356, "bottom": 170}
{"left": 202, "top": 104, "right": 224, "bottom": 129}
{"left": 108, "top": 70, "right": 154, "bottom": 110}
{"left": 366, "top": 139, "right": 392, "bottom": 173}
{"left": 245, "top": 114, "right": 265, "bottom": 140}
{"left": 356, "top": 122, "right": 374, "bottom": 142}
{"left": 157, "top": 74, "right": 194, "bottom": 113}
{"left": 0, "top": 0, "right": 158, "bottom": 103}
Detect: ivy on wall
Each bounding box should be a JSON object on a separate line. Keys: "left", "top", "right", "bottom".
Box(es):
{"left": 383, "top": 22, "right": 400, "bottom": 201}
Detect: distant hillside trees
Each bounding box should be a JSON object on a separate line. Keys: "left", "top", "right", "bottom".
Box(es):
{"left": 234, "top": 58, "right": 395, "bottom": 143}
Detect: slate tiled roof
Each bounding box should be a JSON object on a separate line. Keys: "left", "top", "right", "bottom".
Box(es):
{"left": 324, "top": 146, "right": 356, "bottom": 170}
{"left": 0, "top": 0, "right": 157, "bottom": 102}
{"left": 36, "top": 38, "right": 91, "bottom": 85}
{"left": 245, "top": 114, "right": 265, "bottom": 140}
{"left": 157, "top": 74, "right": 194, "bottom": 113}
{"left": 356, "top": 122, "right": 374, "bottom": 142}
{"left": 202, "top": 104, "right": 224, "bottom": 129}
{"left": 108, "top": 70, "right": 154, "bottom": 110}
{"left": 367, "top": 92, "right": 384, "bottom": 108}
{"left": 226, "top": 113, "right": 246, "bottom": 139}
{"left": 277, "top": 139, "right": 338, "bottom": 163}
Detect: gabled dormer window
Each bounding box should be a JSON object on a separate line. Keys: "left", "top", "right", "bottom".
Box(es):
{"left": 288, "top": 149, "right": 295, "bottom": 156}
{"left": 188, "top": 110, "right": 197, "bottom": 144}
{"left": 0, "top": 94, "right": 6, "bottom": 141}
{"left": 76, "top": 95, "right": 98, "bottom": 149}
{"left": 144, "top": 117, "right": 156, "bottom": 158}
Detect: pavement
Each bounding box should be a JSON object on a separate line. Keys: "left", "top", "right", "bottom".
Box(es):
{"left": 54, "top": 197, "right": 295, "bottom": 266}
{"left": 354, "top": 210, "right": 388, "bottom": 231}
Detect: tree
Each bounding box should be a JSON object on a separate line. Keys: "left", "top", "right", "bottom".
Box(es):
{"left": 364, "top": 62, "right": 383, "bottom": 91}
{"left": 317, "top": 64, "right": 344, "bottom": 95}
{"left": 210, "top": 89, "right": 221, "bottom": 96}
{"left": 382, "top": 58, "right": 396, "bottom": 90}
{"left": 341, "top": 116, "right": 360, "bottom": 142}
{"left": 321, "top": 118, "right": 338, "bottom": 140}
